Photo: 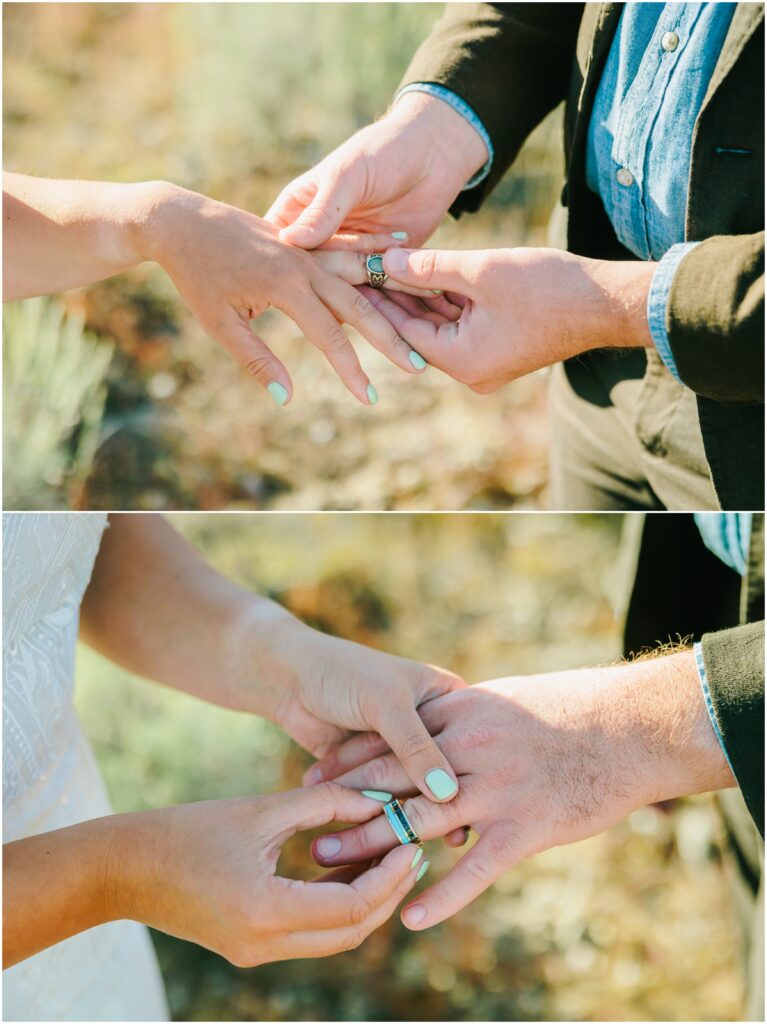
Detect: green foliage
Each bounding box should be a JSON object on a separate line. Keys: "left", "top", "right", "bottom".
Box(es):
{"left": 3, "top": 297, "right": 113, "bottom": 509}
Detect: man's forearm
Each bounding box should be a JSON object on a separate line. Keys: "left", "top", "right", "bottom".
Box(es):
{"left": 79, "top": 514, "right": 295, "bottom": 714}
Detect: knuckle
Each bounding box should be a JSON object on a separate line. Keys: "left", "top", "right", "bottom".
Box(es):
{"left": 416, "top": 249, "right": 438, "bottom": 283}
{"left": 487, "top": 829, "right": 518, "bottom": 866}
{"left": 463, "top": 855, "right": 494, "bottom": 883}
{"left": 365, "top": 756, "right": 394, "bottom": 789}
{"left": 350, "top": 290, "right": 375, "bottom": 318}
{"left": 347, "top": 893, "right": 373, "bottom": 928}
{"left": 398, "top": 733, "right": 436, "bottom": 763}
{"left": 243, "top": 354, "right": 275, "bottom": 382}
{"left": 454, "top": 724, "right": 500, "bottom": 752}
{"left": 320, "top": 325, "right": 350, "bottom": 354}
{"left": 339, "top": 926, "right": 368, "bottom": 953}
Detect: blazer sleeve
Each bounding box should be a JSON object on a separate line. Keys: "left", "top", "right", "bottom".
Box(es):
{"left": 700, "top": 619, "right": 765, "bottom": 835}
{"left": 667, "top": 232, "right": 765, "bottom": 403}
{"left": 399, "top": 2, "right": 584, "bottom": 214}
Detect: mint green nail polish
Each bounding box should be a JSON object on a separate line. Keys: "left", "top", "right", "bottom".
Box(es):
{"left": 367, "top": 384, "right": 379, "bottom": 405}
{"left": 391, "top": 231, "right": 408, "bottom": 241}
{"left": 411, "top": 847, "right": 424, "bottom": 869}
{"left": 408, "top": 350, "right": 427, "bottom": 370}
{"left": 416, "top": 859, "right": 430, "bottom": 882}
{"left": 267, "top": 382, "right": 288, "bottom": 406}
{"left": 431, "top": 289, "right": 444, "bottom": 296}
{"left": 425, "top": 769, "right": 458, "bottom": 800}
{"left": 361, "top": 790, "right": 393, "bottom": 802}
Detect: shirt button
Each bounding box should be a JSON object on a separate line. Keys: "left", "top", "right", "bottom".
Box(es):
{"left": 616, "top": 167, "right": 635, "bottom": 187}
{"left": 661, "top": 31, "right": 680, "bottom": 52}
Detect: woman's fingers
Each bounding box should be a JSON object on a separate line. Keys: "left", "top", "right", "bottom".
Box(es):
{"left": 274, "top": 781, "right": 394, "bottom": 838}
{"left": 313, "top": 250, "right": 448, "bottom": 302}
{"left": 272, "top": 842, "right": 417, "bottom": 932}
{"left": 332, "top": 751, "right": 416, "bottom": 796}
{"left": 313, "top": 272, "right": 427, "bottom": 375}
{"left": 374, "top": 700, "right": 459, "bottom": 804}
{"left": 302, "top": 731, "right": 391, "bottom": 786}
{"left": 312, "top": 789, "right": 468, "bottom": 866}
{"left": 274, "top": 844, "right": 423, "bottom": 959}
{"left": 212, "top": 313, "right": 293, "bottom": 405}
{"left": 317, "top": 232, "right": 408, "bottom": 254}
{"left": 401, "top": 828, "right": 528, "bottom": 930}
{"left": 284, "top": 291, "right": 376, "bottom": 404}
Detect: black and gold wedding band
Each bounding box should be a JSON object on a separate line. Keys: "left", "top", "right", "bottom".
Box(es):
{"left": 383, "top": 798, "right": 421, "bottom": 846}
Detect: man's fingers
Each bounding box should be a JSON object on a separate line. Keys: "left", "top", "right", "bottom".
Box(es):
{"left": 279, "top": 173, "right": 354, "bottom": 249}
{"left": 314, "top": 272, "right": 427, "bottom": 375}
{"left": 215, "top": 314, "right": 293, "bottom": 405}
{"left": 265, "top": 174, "right": 317, "bottom": 228}
{"left": 302, "top": 731, "right": 391, "bottom": 786}
{"left": 285, "top": 292, "right": 375, "bottom": 405}
{"left": 383, "top": 247, "right": 477, "bottom": 295}
{"left": 401, "top": 829, "right": 524, "bottom": 930}
{"left": 362, "top": 286, "right": 460, "bottom": 359}
{"left": 376, "top": 702, "right": 459, "bottom": 803}
{"left": 443, "top": 826, "right": 471, "bottom": 849}
{"left": 313, "top": 250, "right": 451, "bottom": 303}
{"left": 312, "top": 789, "right": 468, "bottom": 866}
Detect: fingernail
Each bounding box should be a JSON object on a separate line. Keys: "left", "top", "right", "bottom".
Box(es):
{"left": 416, "top": 860, "right": 430, "bottom": 882}
{"left": 431, "top": 289, "right": 444, "bottom": 296}
{"left": 411, "top": 847, "right": 424, "bottom": 869}
{"left": 408, "top": 350, "right": 427, "bottom": 370}
{"left": 367, "top": 384, "right": 379, "bottom": 406}
{"left": 267, "top": 382, "right": 288, "bottom": 406}
{"left": 425, "top": 769, "right": 458, "bottom": 800}
{"left": 306, "top": 765, "right": 323, "bottom": 784}
{"left": 383, "top": 248, "right": 409, "bottom": 275}
{"left": 316, "top": 836, "right": 342, "bottom": 859}
{"left": 404, "top": 902, "right": 427, "bottom": 926}
{"left": 391, "top": 231, "right": 408, "bottom": 241}
{"left": 361, "top": 790, "right": 393, "bottom": 802}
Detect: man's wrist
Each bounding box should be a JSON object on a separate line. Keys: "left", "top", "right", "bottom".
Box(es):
{"left": 389, "top": 91, "right": 489, "bottom": 194}
{"left": 583, "top": 258, "right": 656, "bottom": 351}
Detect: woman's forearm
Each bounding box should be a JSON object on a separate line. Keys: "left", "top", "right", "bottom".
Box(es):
{"left": 3, "top": 815, "right": 122, "bottom": 967}
{"left": 79, "top": 514, "right": 298, "bottom": 715}
{"left": 2, "top": 172, "right": 169, "bottom": 301}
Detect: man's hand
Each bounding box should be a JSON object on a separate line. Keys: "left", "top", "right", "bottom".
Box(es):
{"left": 363, "top": 247, "right": 657, "bottom": 392}
{"left": 266, "top": 92, "right": 489, "bottom": 250}
{"left": 306, "top": 652, "right": 735, "bottom": 930}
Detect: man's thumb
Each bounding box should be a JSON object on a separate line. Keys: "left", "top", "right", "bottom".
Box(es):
{"left": 383, "top": 248, "right": 471, "bottom": 294}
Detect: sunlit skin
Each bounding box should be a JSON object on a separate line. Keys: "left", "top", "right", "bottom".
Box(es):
{"left": 2, "top": 172, "right": 441, "bottom": 405}
{"left": 308, "top": 656, "right": 735, "bottom": 931}
{"left": 272, "top": 92, "right": 658, "bottom": 388}
{"left": 3, "top": 515, "right": 465, "bottom": 968}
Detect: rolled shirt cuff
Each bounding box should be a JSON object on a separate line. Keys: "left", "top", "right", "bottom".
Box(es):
{"left": 646, "top": 242, "right": 701, "bottom": 383}
{"left": 395, "top": 82, "right": 494, "bottom": 190}
{"left": 694, "top": 640, "right": 736, "bottom": 777}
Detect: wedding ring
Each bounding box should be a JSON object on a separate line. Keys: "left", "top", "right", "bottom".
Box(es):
{"left": 383, "top": 799, "right": 421, "bottom": 846}
{"left": 365, "top": 253, "right": 387, "bottom": 289}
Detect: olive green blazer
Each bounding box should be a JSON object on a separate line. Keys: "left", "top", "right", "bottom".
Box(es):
{"left": 401, "top": 3, "right": 765, "bottom": 510}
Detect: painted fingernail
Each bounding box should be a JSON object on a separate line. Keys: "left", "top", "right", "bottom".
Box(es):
{"left": 367, "top": 384, "right": 379, "bottom": 406}
{"left": 425, "top": 769, "right": 458, "bottom": 800}
{"left": 306, "top": 765, "right": 323, "bottom": 784}
{"left": 391, "top": 231, "right": 408, "bottom": 241}
{"left": 404, "top": 902, "right": 427, "bottom": 926}
{"left": 411, "top": 847, "right": 424, "bottom": 869}
{"left": 408, "top": 350, "right": 427, "bottom": 370}
{"left": 431, "top": 289, "right": 444, "bottom": 295}
{"left": 316, "top": 836, "right": 342, "bottom": 859}
{"left": 361, "top": 790, "right": 393, "bottom": 802}
{"left": 384, "top": 249, "right": 409, "bottom": 274}
{"left": 416, "top": 860, "right": 430, "bottom": 882}
{"left": 267, "top": 382, "right": 288, "bottom": 406}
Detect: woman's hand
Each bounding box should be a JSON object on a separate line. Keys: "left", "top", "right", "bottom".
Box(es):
{"left": 4, "top": 784, "right": 423, "bottom": 969}
{"left": 140, "top": 184, "right": 436, "bottom": 404}
{"left": 306, "top": 653, "right": 734, "bottom": 930}
{"left": 242, "top": 613, "right": 467, "bottom": 805}
{"left": 266, "top": 92, "right": 489, "bottom": 249}
{"left": 117, "top": 784, "right": 422, "bottom": 966}
{"left": 362, "top": 247, "right": 656, "bottom": 393}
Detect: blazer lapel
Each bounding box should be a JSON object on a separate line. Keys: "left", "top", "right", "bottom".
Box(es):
{"left": 702, "top": 1, "right": 764, "bottom": 110}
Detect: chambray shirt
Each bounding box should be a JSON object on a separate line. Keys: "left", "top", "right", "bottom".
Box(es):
{"left": 399, "top": 1, "right": 737, "bottom": 382}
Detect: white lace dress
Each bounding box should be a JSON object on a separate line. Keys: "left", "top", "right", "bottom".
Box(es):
{"left": 3, "top": 513, "right": 169, "bottom": 1022}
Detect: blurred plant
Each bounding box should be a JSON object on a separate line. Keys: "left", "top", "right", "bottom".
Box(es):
{"left": 3, "top": 296, "right": 113, "bottom": 509}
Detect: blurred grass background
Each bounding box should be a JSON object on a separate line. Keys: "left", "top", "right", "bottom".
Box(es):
{"left": 74, "top": 513, "right": 744, "bottom": 1021}
{"left": 3, "top": 2, "right": 561, "bottom": 511}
